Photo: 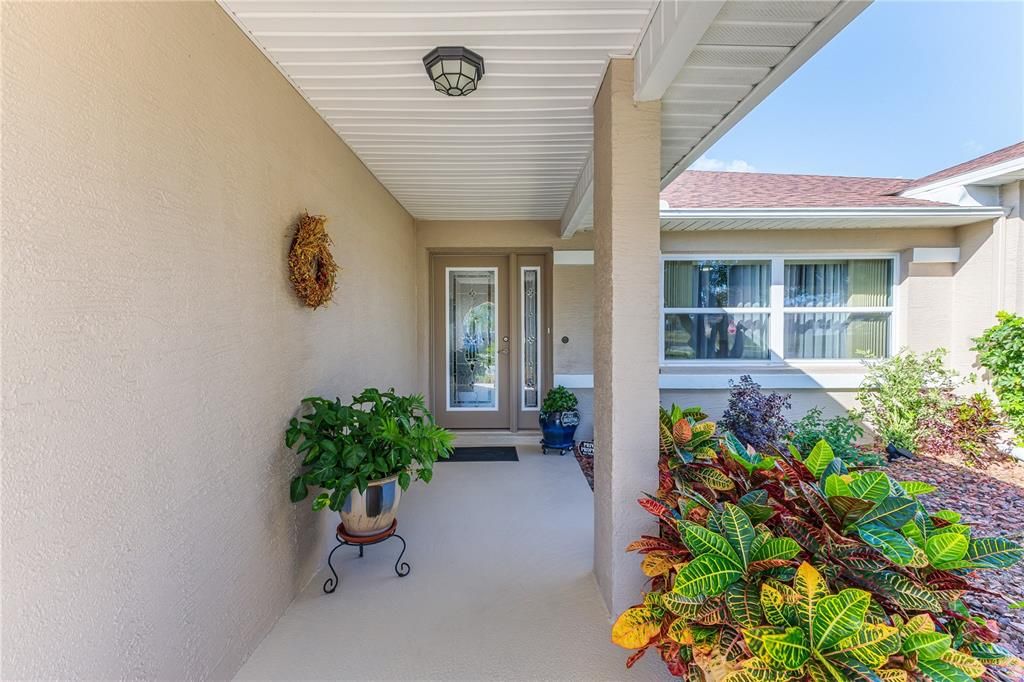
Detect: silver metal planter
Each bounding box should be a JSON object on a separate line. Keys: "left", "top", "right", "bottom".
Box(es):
{"left": 339, "top": 474, "right": 402, "bottom": 536}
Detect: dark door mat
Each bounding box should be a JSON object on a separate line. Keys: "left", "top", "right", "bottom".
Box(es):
{"left": 443, "top": 446, "right": 519, "bottom": 462}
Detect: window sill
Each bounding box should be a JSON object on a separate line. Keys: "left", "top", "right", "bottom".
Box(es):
{"left": 553, "top": 368, "right": 866, "bottom": 391}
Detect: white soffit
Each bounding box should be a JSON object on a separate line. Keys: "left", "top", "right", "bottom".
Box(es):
{"left": 219, "top": 0, "right": 657, "bottom": 221}
{"left": 562, "top": 0, "right": 870, "bottom": 236}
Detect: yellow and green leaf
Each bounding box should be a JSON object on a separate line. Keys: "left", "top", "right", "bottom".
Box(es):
{"left": 939, "top": 649, "right": 986, "bottom": 678}
{"left": 759, "top": 583, "right": 795, "bottom": 628}
{"left": 751, "top": 537, "right": 802, "bottom": 564}
{"left": 849, "top": 471, "right": 891, "bottom": 502}
{"left": 611, "top": 606, "right": 661, "bottom": 649}
{"left": 804, "top": 439, "right": 835, "bottom": 479}
{"left": 858, "top": 524, "right": 916, "bottom": 565}
{"left": 675, "top": 553, "right": 743, "bottom": 598}
{"left": 811, "top": 588, "right": 870, "bottom": 651}
{"left": 719, "top": 503, "right": 756, "bottom": 568}
{"left": 829, "top": 623, "right": 900, "bottom": 668}
{"left": 902, "top": 632, "right": 952, "bottom": 661}
{"left": 744, "top": 626, "right": 810, "bottom": 671}
{"left": 684, "top": 523, "right": 742, "bottom": 566}
{"left": 793, "top": 562, "right": 829, "bottom": 629}
{"left": 925, "top": 533, "right": 970, "bottom": 567}
{"left": 660, "top": 591, "right": 705, "bottom": 618}
{"left": 667, "top": 618, "right": 695, "bottom": 645}
{"left": 725, "top": 582, "right": 763, "bottom": 629}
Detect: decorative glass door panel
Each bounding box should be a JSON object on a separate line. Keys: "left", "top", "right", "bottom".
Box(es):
{"left": 520, "top": 267, "right": 540, "bottom": 410}
{"left": 447, "top": 268, "right": 499, "bottom": 410}
{"left": 515, "top": 254, "right": 547, "bottom": 429}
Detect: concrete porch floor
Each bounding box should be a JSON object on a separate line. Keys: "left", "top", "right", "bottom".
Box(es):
{"left": 235, "top": 445, "right": 668, "bottom": 680}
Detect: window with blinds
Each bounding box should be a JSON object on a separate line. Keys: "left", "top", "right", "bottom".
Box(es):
{"left": 661, "top": 256, "right": 895, "bottom": 363}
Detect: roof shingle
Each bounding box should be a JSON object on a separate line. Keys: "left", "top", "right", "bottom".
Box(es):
{"left": 660, "top": 171, "right": 948, "bottom": 209}
{"left": 897, "top": 141, "right": 1024, "bottom": 193}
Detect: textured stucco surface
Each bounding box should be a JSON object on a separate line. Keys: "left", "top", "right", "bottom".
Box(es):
{"left": 591, "top": 58, "right": 661, "bottom": 616}
{"left": 2, "top": 3, "right": 415, "bottom": 678}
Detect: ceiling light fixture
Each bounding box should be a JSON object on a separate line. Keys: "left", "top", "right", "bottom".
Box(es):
{"left": 422, "top": 46, "right": 485, "bottom": 97}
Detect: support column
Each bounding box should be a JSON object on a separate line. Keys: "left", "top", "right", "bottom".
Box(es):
{"left": 592, "top": 57, "right": 661, "bottom": 616}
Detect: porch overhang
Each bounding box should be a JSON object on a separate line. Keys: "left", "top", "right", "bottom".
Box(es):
{"left": 560, "top": 0, "right": 872, "bottom": 238}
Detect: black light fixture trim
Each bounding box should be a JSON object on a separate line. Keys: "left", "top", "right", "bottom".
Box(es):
{"left": 422, "top": 46, "right": 485, "bottom": 97}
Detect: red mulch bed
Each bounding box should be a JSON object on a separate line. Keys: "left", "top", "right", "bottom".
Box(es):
{"left": 887, "top": 452, "right": 1024, "bottom": 658}
{"left": 575, "top": 448, "right": 594, "bottom": 491}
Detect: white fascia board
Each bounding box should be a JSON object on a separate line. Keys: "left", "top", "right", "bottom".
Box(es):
{"left": 659, "top": 206, "right": 1006, "bottom": 220}
{"left": 633, "top": 0, "right": 726, "bottom": 102}
{"left": 901, "top": 157, "right": 1024, "bottom": 198}
{"left": 660, "top": 0, "right": 871, "bottom": 188}
{"left": 553, "top": 250, "right": 594, "bottom": 265}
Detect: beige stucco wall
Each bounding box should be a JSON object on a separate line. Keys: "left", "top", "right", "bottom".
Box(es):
{"left": 2, "top": 3, "right": 416, "bottom": 678}
{"left": 546, "top": 224, "right": 1000, "bottom": 430}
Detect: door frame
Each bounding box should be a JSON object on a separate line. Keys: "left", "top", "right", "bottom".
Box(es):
{"left": 429, "top": 248, "right": 553, "bottom": 431}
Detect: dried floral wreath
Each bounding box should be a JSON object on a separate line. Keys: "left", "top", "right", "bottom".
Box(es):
{"left": 287, "top": 213, "right": 337, "bottom": 309}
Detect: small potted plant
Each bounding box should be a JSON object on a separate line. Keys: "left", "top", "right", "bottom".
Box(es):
{"left": 539, "top": 385, "right": 580, "bottom": 455}
{"left": 286, "top": 388, "right": 454, "bottom": 536}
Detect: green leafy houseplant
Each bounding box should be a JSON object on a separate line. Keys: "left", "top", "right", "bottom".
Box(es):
{"left": 612, "top": 404, "right": 1023, "bottom": 680}
{"left": 973, "top": 311, "right": 1024, "bottom": 444}
{"left": 856, "top": 348, "right": 959, "bottom": 451}
{"left": 285, "top": 388, "right": 454, "bottom": 511}
{"left": 541, "top": 385, "right": 578, "bottom": 414}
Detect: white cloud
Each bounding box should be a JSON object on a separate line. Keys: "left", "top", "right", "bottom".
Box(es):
{"left": 690, "top": 156, "right": 758, "bottom": 173}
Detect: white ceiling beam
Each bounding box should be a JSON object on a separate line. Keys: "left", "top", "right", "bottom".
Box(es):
{"left": 633, "top": 0, "right": 727, "bottom": 102}
{"left": 559, "top": 151, "right": 594, "bottom": 239}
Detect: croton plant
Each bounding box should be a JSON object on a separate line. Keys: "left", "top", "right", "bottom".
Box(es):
{"left": 611, "top": 405, "right": 1023, "bottom": 681}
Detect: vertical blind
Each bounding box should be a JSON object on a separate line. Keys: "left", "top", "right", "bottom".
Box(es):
{"left": 664, "top": 260, "right": 771, "bottom": 308}
{"left": 784, "top": 259, "right": 892, "bottom": 359}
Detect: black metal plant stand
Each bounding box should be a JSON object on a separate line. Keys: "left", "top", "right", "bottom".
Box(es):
{"left": 323, "top": 519, "right": 410, "bottom": 594}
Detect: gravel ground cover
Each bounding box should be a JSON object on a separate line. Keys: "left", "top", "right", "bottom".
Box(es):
{"left": 887, "top": 453, "right": 1024, "bottom": 659}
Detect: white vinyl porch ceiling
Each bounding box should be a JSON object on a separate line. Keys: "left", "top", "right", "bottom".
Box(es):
{"left": 220, "top": 1, "right": 859, "bottom": 223}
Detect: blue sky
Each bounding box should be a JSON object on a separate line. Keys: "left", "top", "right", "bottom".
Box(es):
{"left": 695, "top": 1, "right": 1024, "bottom": 179}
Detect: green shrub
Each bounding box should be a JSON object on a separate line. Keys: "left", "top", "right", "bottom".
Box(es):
{"left": 612, "top": 405, "right": 1023, "bottom": 680}
{"left": 541, "top": 385, "right": 578, "bottom": 413}
{"left": 973, "top": 311, "right": 1024, "bottom": 444}
{"left": 856, "top": 348, "right": 958, "bottom": 451}
{"left": 790, "top": 407, "right": 881, "bottom": 466}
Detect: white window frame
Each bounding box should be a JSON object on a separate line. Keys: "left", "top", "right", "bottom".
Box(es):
{"left": 660, "top": 253, "right": 898, "bottom": 367}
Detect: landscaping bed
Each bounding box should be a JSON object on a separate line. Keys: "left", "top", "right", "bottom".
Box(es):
{"left": 575, "top": 447, "right": 594, "bottom": 491}
{"left": 887, "top": 452, "right": 1024, "bottom": 657}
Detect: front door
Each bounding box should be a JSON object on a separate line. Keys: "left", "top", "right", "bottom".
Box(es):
{"left": 430, "top": 253, "right": 551, "bottom": 430}
{"left": 432, "top": 255, "right": 511, "bottom": 429}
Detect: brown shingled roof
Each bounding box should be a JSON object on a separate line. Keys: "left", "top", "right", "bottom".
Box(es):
{"left": 897, "top": 141, "right": 1024, "bottom": 193}
{"left": 660, "top": 171, "right": 950, "bottom": 209}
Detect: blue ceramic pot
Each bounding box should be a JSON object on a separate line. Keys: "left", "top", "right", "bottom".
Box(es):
{"left": 539, "top": 409, "right": 580, "bottom": 454}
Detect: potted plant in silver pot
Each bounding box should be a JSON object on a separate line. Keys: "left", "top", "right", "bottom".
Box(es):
{"left": 286, "top": 388, "right": 454, "bottom": 535}
{"left": 539, "top": 385, "right": 580, "bottom": 455}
